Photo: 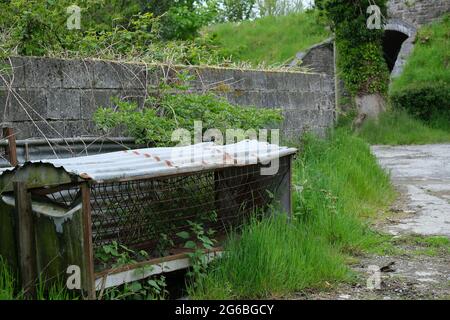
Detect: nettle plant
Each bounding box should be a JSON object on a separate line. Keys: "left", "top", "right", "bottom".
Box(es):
{"left": 177, "top": 220, "right": 217, "bottom": 285}
{"left": 95, "top": 241, "right": 169, "bottom": 300}
{"left": 94, "top": 72, "right": 283, "bottom": 147}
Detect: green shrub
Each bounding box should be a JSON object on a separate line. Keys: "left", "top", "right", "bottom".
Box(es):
{"left": 390, "top": 83, "right": 450, "bottom": 123}
{"left": 94, "top": 73, "right": 283, "bottom": 146}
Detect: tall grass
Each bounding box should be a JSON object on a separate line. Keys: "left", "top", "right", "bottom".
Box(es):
{"left": 0, "top": 256, "right": 17, "bottom": 300}
{"left": 0, "top": 256, "right": 75, "bottom": 300}
{"left": 190, "top": 129, "right": 395, "bottom": 299}
{"left": 205, "top": 11, "right": 330, "bottom": 66}
{"left": 357, "top": 110, "right": 450, "bottom": 145}
{"left": 191, "top": 216, "right": 348, "bottom": 299}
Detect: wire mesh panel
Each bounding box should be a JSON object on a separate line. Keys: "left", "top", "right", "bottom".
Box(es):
{"left": 89, "top": 155, "right": 291, "bottom": 261}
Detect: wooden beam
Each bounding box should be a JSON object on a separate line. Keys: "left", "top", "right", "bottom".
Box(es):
{"left": 81, "top": 183, "right": 96, "bottom": 300}
{"left": 3, "top": 127, "right": 18, "bottom": 167}
{"left": 13, "top": 181, "right": 36, "bottom": 298}
{"left": 95, "top": 250, "right": 223, "bottom": 291}
{"left": 276, "top": 155, "right": 292, "bottom": 219}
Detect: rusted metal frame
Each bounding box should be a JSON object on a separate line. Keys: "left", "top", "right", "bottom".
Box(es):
{"left": 89, "top": 161, "right": 288, "bottom": 251}
{"left": 90, "top": 165, "right": 288, "bottom": 210}
{"left": 286, "top": 155, "right": 293, "bottom": 219}
{"left": 81, "top": 182, "right": 96, "bottom": 300}
{"left": 3, "top": 127, "right": 18, "bottom": 167}
{"left": 89, "top": 175, "right": 282, "bottom": 247}
{"left": 13, "top": 181, "right": 37, "bottom": 299}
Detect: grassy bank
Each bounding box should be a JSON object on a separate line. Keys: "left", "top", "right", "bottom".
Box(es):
{"left": 205, "top": 11, "right": 329, "bottom": 66}
{"left": 357, "top": 110, "right": 450, "bottom": 145}
{"left": 190, "top": 129, "right": 395, "bottom": 299}
{"left": 390, "top": 15, "right": 449, "bottom": 94}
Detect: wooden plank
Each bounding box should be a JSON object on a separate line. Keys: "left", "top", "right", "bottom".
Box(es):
{"left": 95, "top": 250, "right": 223, "bottom": 291}
{"left": 276, "top": 155, "right": 292, "bottom": 218}
{"left": 3, "top": 127, "right": 18, "bottom": 167}
{"left": 81, "top": 182, "right": 96, "bottom": 299}
{"left": 13, "top": 181, "right": 36, "bottom": 298}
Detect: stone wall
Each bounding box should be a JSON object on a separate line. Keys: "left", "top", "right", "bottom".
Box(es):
{"left": 0, "top": 57, "right": 335, "bottom": 141}
{"left": 388, "top": 0, "right": 450, "bottom": 27}
{"left": 291, "top": 38, "right": 334, "bottom": 76}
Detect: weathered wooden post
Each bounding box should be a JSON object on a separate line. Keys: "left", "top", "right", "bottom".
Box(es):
{"left": 13, "top": 181, "right": 37, "bottom": 299}
{"left": 81, "top": 182, "right": 96, "bottom": 300}
{"left": 276, "top": 155, "right": 292, "bottom": 219}
{"left": 2, "top": 126, "right": 18, "bottom": 167}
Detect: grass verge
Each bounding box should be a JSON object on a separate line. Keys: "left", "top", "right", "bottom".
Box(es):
{"left": 190, "top": 128, "right": 396, "bottom": 299}
{"left": 357, "top": 110, "right": 450, "bottom": 145}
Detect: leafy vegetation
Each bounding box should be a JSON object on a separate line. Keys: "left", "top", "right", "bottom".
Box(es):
{"left": 94, "top": 72, "right": 283, "bottom": 146}
{"left": 390, "top": 84, "right": 450, "bottom": 130}
{"left": 190, "top": 128, "right": 395, "bottom": 298}
{"left": 316, "top": 0, "right": 389, "bottom": 96}
{"left": 0, "top": 0, "right": 226, "bottom": 65}
{"left": 203, "top": 10, "right": 330, "bottom": 66}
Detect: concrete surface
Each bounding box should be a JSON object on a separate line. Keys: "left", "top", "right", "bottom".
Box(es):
{"left": 372, "top": 144, "right": 450, "bottom": 237}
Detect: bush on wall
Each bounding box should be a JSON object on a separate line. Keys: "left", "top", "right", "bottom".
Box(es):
{"left": 390, "top": 83, "right": 450, "bottom": 124}
{"left": 315, "top": 0, "right": 390, "bottom": 97}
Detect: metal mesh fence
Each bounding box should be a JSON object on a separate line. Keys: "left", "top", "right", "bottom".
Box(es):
{"left": 89, "top": 156, "right": 291, "bottom": 258}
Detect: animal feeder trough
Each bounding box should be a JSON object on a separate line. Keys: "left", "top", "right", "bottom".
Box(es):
{"left": 0, "top": 140, "right": 296, "bottom": 298}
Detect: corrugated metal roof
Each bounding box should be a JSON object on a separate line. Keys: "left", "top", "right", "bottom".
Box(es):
{"left": 1, "top": 140, "right": 297, "bottom": 183}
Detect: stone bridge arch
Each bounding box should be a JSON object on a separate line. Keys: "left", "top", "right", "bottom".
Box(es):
{"left": 383, "top": 19, "right": 417, "bottom": 78}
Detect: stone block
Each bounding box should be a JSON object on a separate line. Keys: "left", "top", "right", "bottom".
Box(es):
{"left": 0, "top": 57, "right": 26, "bottom": 88}
{"left": 80, "top": 89, "right": 120, "bottom": 119}
{"left": 46, "top": 89, "right": 81, "bottom": 120}
{"left": 92, "top": 61, "right": 147, "bottom": 90}
{"left": 61, "top": 59, "right": 94, "bottom": 89}
{"left": 23, "top": 57, "right": 62, "bottom": 88}
{"left": 4, "top": 89, "right": 47, "bottom": 121}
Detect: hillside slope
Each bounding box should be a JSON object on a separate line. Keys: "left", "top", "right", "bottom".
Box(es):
{"left": 205, "top": 11, "right": 330, "bottom": 66}
{"left": 391, "top": 14, "right": 450, "bottom": 93}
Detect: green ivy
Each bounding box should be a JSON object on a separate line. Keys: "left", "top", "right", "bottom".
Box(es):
{"left": 316, "top": 0, "right": 389, "bottom": 96}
